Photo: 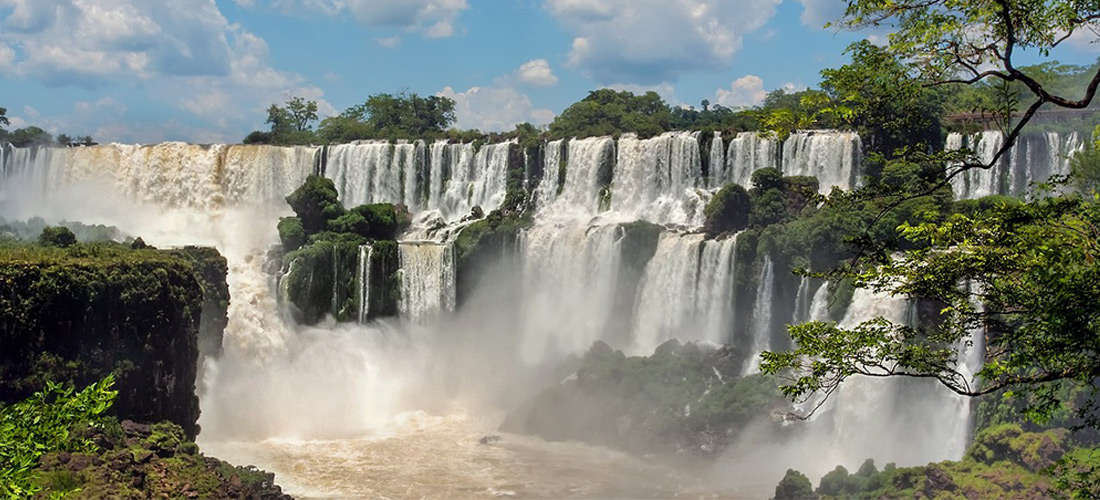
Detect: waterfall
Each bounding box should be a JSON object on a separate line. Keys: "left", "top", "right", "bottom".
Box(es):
{"left": 947, "top": 130, "right": 1084, "bottom": 199}
{"left": 781, "top": 131, "right": 862, "bottom": 193}
{"left": 801, "top": 287, "right": 977, "bottom": 472}
{"left": 725, "top": 131, "right": 778, "bottom": 188}
{"left": 326, "top": 139, "right": 510, "bottom": 221}
{"left": 534, "top": 139, "right": 565, "bottom": 211}
{"left": 709, "top": 132, "right": 725, "bottom": 187}
{"left": 611, "top": 132, "right": 707, "bottom": 226}
{"left": 697, "top": 235, "right": 739, "bottom": 345}
{"left": 397, "top": 241, "right": 456, "bottom": 323}
{"left": 357, "top": 244, "right": 373, "bottom": 324}
{"left": 539, "top": 136, "right": 614, "bottom": 219}
{"left": 519, "top": 223, "right": 623, "bottom": 364}
{"left": 631, "top": 232, "right": 705, "bottom": 353}
{"left": 743, "top": 256, "right": 775, "bottom": 374}
{"left": 808, "top": 281, "right": 830, "bottom": 322}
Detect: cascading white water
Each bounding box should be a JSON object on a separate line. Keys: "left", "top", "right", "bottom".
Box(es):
{"left": 807, "top": 281, "right": 830, "bottom": 322}
{"left": 630, "top": 232, "right": 739, "bottom": 353}
{"left": 742, "top": 256, "right": 775, "bottom": 375}
{"left": 357, "top": 244, "right": 373, "bottom": 324}
{"left": 398, "top": 241, "right": 456, "bottom": 323}
{"left": 611, "top": 132, "right": 707, "bottom": 226}
{"left": 1, "top": 133, "right": 1004, "bottom": 498}
{"left": 539, "top": 136, "right": 614, "bottom": 219}
{"left": 533, "top": 139, "right": 565, "bottom": 211}
{"left": 947, "top": 130, "right": 1084, "bottom": 199}
{"left": 327, "top": 139, "right": 511, "bottom": 222}
{"left": 709, "top": 132, "right": 725, "bottom": 187}
{"left": 631, "top": 232, "right": 704, "bottom": 353}
{"left": 696, "top": 235, "right": 739, "bottom": 345}
{"left": 518, "top": 223, "right": 623, "bottom": 364}
{"left": 725, "top": 131, "right": 778, "bottom": 188}
{"left": 781, "top": 131, "right": 862, "bottom": 193}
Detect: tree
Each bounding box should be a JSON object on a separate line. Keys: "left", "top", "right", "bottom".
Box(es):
{"left": 56, "top": 134, "right": 73, "bottom": 146}
{"left": 38, "top": 226, "right": 77, "bottom": 248}
{"left": 548, "top": 89, "right": 672, "bottom": 138}
{"left": 820, "top": 40, "right": 944, "bottom": 165}
{"left": 248, "top": 97, "right": 321, "bottom": 145}
{"left": 841, "top": 0, "right": 1100, "bottom": 174}
{"left": 317, "top": 91, "right": 456, "bottom": 142}
{"left": 8, "top": 126, "right": 52, "bottom": 147}
{"left": 762, "top": 0, "right": 1100, "bottom": 430}
{"left": 285, "top": 96, "right": 318, "bottom": 132}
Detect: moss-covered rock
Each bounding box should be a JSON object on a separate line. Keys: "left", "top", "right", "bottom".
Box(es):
{"left": 704, "top": 183, "right": 751, "bottom": 236}
{"left": 501, "top": 340, "right": 780, "bottom": 455}
{"left": 328, "top": 203, "right": 406, "bottom": 240}
{"left": 33, "top": 418, "right": 292, "bottom": 500}
{"left": 277, "top": 217, "right": 306, "bottom": 252}
{"left": 169, "top": 246, "right": 230, "bottom": 361}
{"left": 0, "top": 242, "right": 210, "bottom": 439}
{"left": 281, "top": 239, "right": 363, "bottom": 324}
{"left": 453, "top": 191, "right": 533, "bottom": 307}
{"left": 285, "top": 175, "right": 344, "bottom": 234}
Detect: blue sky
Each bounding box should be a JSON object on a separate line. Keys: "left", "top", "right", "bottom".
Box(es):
{"left": 0, "top": 0, "right": 1097, "bottom": 144}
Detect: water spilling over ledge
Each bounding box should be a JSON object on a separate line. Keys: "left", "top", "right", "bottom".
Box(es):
{"left": 0, "top": 127, "right": 1073, "bottom": 497}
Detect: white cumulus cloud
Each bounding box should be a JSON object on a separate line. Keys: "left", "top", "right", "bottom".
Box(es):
{"left": 714, "top": 75, "right": 767, "bottom": 108}
{"left": 544, "top": 0, "right": 782, "bottom": 84}
{"left": 514, "top": 59, "right": 559, "bottom": 87}
{"left": 257, "top": 0, "right": 468, "bottom": 38}
{"left": 438, "top": 85, "right": 555, "bottom": 132}
{"left": 797, "top": 0, "right": 845, "bottom": 29}
{"left": 0, "top": 0, "right": 327, "bottom": 142}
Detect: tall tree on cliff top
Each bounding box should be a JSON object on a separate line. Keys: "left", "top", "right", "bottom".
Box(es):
{"left": 762, "top": 0, "right": 1100, "bottom": 435}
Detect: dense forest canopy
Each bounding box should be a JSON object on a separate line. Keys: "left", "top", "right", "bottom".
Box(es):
{"left": 757, "top": 0, "right": 1100, "bottom": 457}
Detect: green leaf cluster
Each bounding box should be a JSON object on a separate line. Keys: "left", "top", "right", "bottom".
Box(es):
{"left": 0, "top": 376, "right": 116, "bottom": 498}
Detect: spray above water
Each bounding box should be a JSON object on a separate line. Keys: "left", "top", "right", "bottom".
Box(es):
{"left": 0, "top": 130, "right": 1020, "bottom": 498}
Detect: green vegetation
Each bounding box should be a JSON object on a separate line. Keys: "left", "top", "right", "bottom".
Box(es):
{"left": 0, "top": 235, "right": 220, "bottom": 438}
{"left": 38, "top": 226, "right": 77, "bottom": 248}
{"left": 0, "top": 376, "right": 290, "bottom": 499}
{"left": 775, "top": 425, "right": 1099, "bottom": 499}
{"left": 278, "top": 175, "right": 409, "bottom": 324}
{"left": 501, "top": 340, "right": 784, "bottom": 455}
{"left": 548, "top": 89, "right": 673, "bottom": 139}
{"left": 774, "top": 469, "right": 817, "bottom": 500}
{"left": 0, "top": 106, "right": 94, "bottom": 147}
{"left": 246, "top": 91, "right": 459, "bottom": 145}
{"left": 1, "top": 376, "right": 116, "bottom": 498}
{"left": 703, "top": 184, "right": 751, "bottom": 236}
{"left": 244, "top": 96, "right": 319, "bottom": 145}
{"left": 819, "top": 40, "right": 944, "bottom": 169}
{"left": 0, "top": 218, "right": 124, "bottom": 244}
{"left": 319, "top": 91, "right": 456, "bottom": 143}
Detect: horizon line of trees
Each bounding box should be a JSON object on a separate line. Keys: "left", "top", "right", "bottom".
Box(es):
{"left": 246, "top": 53, "right": 1100, "bottom": 152}
{"left": 0, "top": 107, "right": 95, "bottom": 148}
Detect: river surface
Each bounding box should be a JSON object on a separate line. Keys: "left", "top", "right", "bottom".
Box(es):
{"left": 200, "top": 411, "right": 768, "bottom": 499}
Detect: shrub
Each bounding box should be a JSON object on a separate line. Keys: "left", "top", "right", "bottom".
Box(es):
{"left": 704, "top": 184, "right": 751, "bottom": 235}
{"left": 277, "top": 217, "right": 306, "bottom": 252}
{"left": 285, "top": 175, "right": 345, "bottom": 234}
{"left": 0, "top": 376, "right": 116, "bottom": 498}
{"left": 774, "top": 469, "right": 817, "bottom": 500}
{"left": 38, "top": 226, "right": 77, "bottom": 248}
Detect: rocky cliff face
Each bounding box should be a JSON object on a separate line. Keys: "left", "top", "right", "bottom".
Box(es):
{"left": 0, "top": 243, "right": 227, "bottom": 439}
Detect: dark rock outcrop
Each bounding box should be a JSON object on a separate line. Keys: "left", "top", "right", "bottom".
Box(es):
{"left": 34, "top": 419, "right": 293, "bottom": 500}
{"left": 0, "top": 243, "right": 228, "bottom": 439}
